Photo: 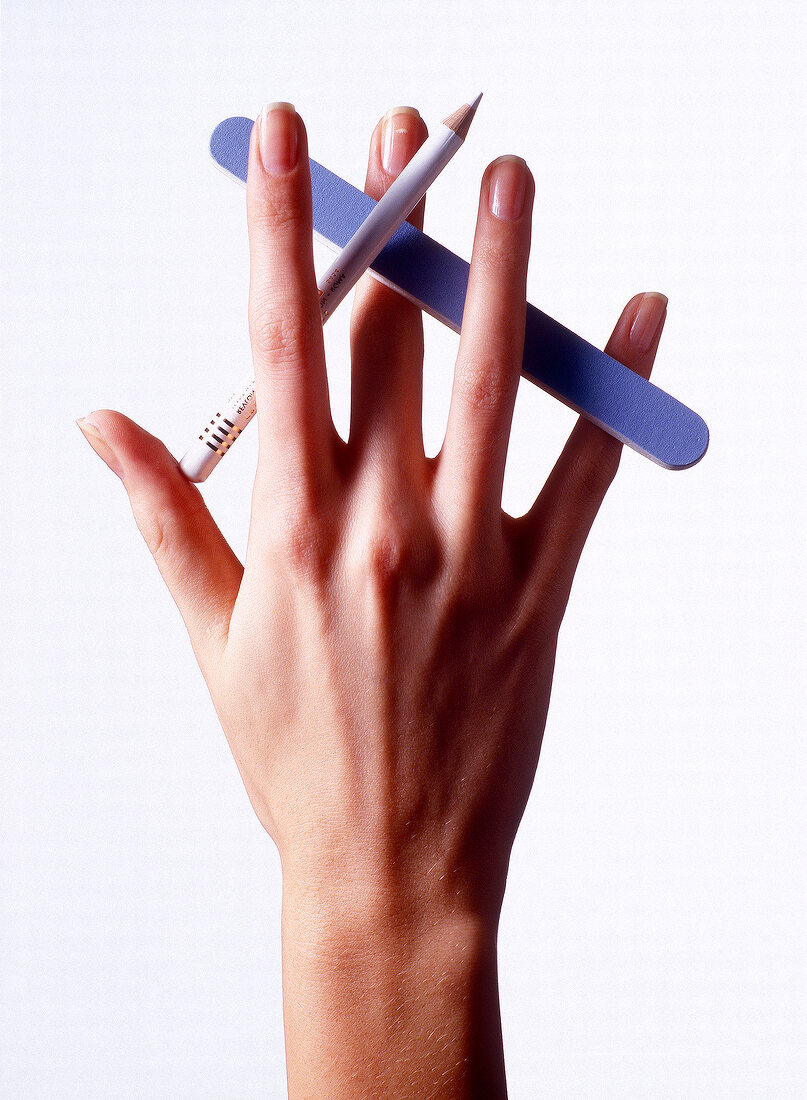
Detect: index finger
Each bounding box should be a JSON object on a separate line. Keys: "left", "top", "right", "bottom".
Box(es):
{"left": 246, "top": 103, "right": 336, "bottom": 506}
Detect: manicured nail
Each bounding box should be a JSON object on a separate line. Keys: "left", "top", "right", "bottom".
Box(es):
{"left": 258, "top": 102, "right": 298, "bottom": 173}
{"left": 77, "top": 417, "right": 124, "bottom": 480}
{"left": 488, "top": 155, "right": 528, "bottom": 221}
{"left": 381, "top": 106, "right": 421, "bottom": 176}
{"left": 629, "top": 292, "right": 668, "bottom": 353}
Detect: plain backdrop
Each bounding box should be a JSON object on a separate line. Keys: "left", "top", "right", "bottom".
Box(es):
{"left": 2, "top": 1, "right": 805, "bottom": 1096}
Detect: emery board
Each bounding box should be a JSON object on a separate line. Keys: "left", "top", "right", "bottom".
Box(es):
{"left": 209, "top": 116, "right": 709, "bottom": 470}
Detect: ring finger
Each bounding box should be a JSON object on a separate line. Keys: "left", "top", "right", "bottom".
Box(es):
{"left": 434, "top": 155, "right": 534, "bottom": 541}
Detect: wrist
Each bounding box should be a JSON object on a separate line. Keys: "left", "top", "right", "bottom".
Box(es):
{"left": 281, "top": 866, "right": 496, "bottom": 981}
{"left": 280, "top": 875, "right": 505, "bottom": 1099}
{"left": 278, "top": 828, "right": 507, "bottom": 936}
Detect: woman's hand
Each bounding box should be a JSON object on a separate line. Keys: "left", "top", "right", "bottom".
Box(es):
{"left": 78, "top": 102, "right": 667, "bottom": 1098}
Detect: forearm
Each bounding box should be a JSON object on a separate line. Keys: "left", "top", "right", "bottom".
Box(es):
{"left": 280, "top": 868, "right": 507, "bottom": 1099}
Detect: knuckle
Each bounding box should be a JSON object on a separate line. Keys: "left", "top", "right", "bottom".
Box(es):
{"left": 474, "top": 238, "right": 515, "bottom": 279}
{"left": 249, "top": 310, "right": 311, "bottom": 367}
{"left": 463, "top": 360, "right": 511, "bottom": 412}
{"left": 131, "top": 486, "right": 188, "bottom": 559}
{"left": 512, "top": 584, "right": 563, "bottom": 654}
{"left": 136, "top": 507, "right": 167, "bottom": 558}
{"left": 132, "top": 489, "right": 211, "bottom": 565}
{"left": 353, "top": 513, "right": 441, "bottom": 595}
{"left": 352, "top": 287, "right": 422, "bottom": 342}
{"left": 251, "top": 188, "right": 307, "bottom": 234}
{"left": 568, "top": 439, "right": 622, "bottom": 501}
{"left": 278, "top": 512, "right": 332, "bottom": 584}
{"left": 362, "top": 524, "right": 412, "bottom": 591}
{"left": 253, "top": 468, "right": 340, "bottom": 587}
{"left": 449, "top": 547, "right": 501, "bottom": 607}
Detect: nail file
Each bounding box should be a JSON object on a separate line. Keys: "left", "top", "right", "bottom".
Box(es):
{"left": 209, "top": 116, "right": 709, "bottom": 470}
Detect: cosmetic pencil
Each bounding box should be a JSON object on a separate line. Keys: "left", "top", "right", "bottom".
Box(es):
{"left": 179, "top": 94, "right": 483, "bottom": 483}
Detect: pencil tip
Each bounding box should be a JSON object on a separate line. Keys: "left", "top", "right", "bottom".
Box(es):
{"left": 442, "top": 94, "right": 483, "bottom": 138}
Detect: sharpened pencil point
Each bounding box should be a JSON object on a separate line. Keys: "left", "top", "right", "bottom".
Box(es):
{"left": 442, "top": 94, "right": 483, "bottom": 140}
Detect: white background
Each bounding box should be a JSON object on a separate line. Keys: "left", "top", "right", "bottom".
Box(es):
{"left": 2, "top": 1, "right": 805, "bottom": 1096}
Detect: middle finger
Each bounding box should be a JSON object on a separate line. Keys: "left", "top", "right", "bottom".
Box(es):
{"left": 348, "top": 108, "right": 429, "bottom": 477}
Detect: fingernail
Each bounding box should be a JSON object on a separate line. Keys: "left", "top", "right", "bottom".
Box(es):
{"left": 629, "top": 292, "right": 668, "bottom": 353}
{"left": 257, "top": 102, "right": 298, "bottom": 173}
{"left": 381, "top": 106, "right": 421, "bottom": 176}
{"left": 488, "top": 155, "right": 528, "bottom": 221}
{"left": 77, "top": 417, "right": 124, "bottom": 480}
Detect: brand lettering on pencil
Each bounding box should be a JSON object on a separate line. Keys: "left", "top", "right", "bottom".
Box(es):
{"left": 326, "top": 270, "right": 345, "bottom": 294}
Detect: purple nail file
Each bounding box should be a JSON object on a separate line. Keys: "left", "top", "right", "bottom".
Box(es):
{"left": 209, "top": 116, "right": 708, "bottom": 470}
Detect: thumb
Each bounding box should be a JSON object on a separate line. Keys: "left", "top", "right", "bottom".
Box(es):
{"left": 78, "top": 410, "right": 243, "bottom": 675}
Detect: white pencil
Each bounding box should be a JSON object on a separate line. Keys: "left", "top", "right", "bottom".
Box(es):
{"left": 179, "top": 94, "right": 483, "bottom": 483}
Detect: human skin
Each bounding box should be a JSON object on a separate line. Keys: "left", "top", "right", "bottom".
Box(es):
{"left": 78, "top": 102, "right": 667, "bottom": 1098}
